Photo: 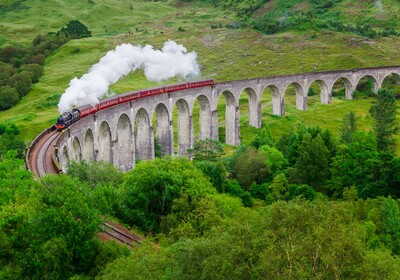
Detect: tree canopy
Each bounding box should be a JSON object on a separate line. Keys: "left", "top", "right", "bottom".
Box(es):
{"left": 59, "top": 20, "right": 92, "bottom": 39}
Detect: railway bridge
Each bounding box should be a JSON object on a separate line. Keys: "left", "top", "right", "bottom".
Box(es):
{"left": 54, "top": 65, "right": 400, "bottom": 172}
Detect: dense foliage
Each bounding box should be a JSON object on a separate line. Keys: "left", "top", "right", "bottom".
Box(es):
{"left": 2, "top": 89, "right": 400, "bottom": 278}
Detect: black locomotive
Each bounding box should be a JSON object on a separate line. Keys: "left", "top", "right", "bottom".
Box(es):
{"left": 55, "top": 109, "right": 80, "bottom": 130}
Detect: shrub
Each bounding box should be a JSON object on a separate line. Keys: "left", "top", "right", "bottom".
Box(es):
{"left": 0, "top": 86, "right": 19, "bottom": 110}
{"left": 8, "top": 71, "right": 32, "bottom": 98}
{"left": 0, "top": 63, "right": 15, "bottom": 86}
{"left": 20, "top": 64, "right": 44, "bottom": 83}
{"left": 59, "top": 20, "right": 92, "bottom": 39}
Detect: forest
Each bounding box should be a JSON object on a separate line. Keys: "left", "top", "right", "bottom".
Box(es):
{"left": 1, "top": 87, "right": 400, "bottom": 279}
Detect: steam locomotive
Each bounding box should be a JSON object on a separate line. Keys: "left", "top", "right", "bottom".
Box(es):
{"left": 55, "top": 79, "right": 215, "bottom": 130}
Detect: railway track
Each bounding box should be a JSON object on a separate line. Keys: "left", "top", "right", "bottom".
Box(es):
{"left": 27, "top": 128, "right": 60, "bottom": 179}
{"left": 100, "top": 222, "right": 142, "bottom": 248}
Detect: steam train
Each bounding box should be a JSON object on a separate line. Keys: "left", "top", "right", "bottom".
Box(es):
{"left": 55, "top": 79, "right": 215, "bottom": 130}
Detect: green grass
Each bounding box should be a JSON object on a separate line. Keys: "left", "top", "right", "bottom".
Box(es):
{"left": 1, "top": 0, "right": 400, "bottom": 146}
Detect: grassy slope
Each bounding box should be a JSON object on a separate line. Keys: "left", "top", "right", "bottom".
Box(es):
{"left": 1, "top": 0, "right": 400, "bottom": 144}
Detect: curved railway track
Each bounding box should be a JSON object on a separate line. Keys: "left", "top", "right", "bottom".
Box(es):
{"left": 100, "top": 222, "right": 142, "bottom": 248}
{"left": 27, "top": 128, "right": 60, "bottom": 179}
{"left": 26, "top": 127, "right": 141, "bottom": 247}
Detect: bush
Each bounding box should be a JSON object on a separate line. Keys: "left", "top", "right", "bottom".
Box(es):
{"left": 249, "top": 182, "right": 270, "bottom": 200}
{"left": 20, "top": 64, "right": 44, "bottom": 83}
{"left": 67, "top": 161, "right": 124, "bottom": 188}
{"left": 8, "top": 71, "right": 32, "bottom": 98}
{"left": 0, "top": 122, "right": 25, "bottom": 157}
{"left": 0, "top": 46, "right": 25, "bottom": 63}
{"left": 0, "top": 86, "right": 19, "bottom": 110}
{"left": 59, "top": 20, "right": 92, "bottom": 39}
{"left": 194, "top": 160, "right": 226, "bottom": 192}
{"left": 0, "top": 63, "right": 15, "bottom": 86}
{"left": 234, "top": 147, "right": 270, "bottom": 189}
{"left": 225, "top": 179, "right": 254, "bottom": 207}
{"left": 290, "top": 184, "right": 317, "bottom": 200}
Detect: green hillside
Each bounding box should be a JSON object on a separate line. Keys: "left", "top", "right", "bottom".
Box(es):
{"left": 3, "top": 2, "right": 400, "bottom": 279}
{"left": 1, "top": 0, "right": 400, "bottom": 142}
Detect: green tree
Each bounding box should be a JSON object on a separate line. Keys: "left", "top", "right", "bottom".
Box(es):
{"left": 120, "top": 157, "right": 216, "bottom": 232}
{"left": 249, "top": 182, "right": 270, "bottom": 200}
{"left": 380, "top": 197, "right": 400, "bottom": 255}
{"left": 161, "top": 194, "right": 221, "bottom": 240}
{"left": 32, "top": 175, "right": 101, "bottom": 275}
{"left": 259, "top": 145, "right": 286, "bottom": 174}
{"left": 154, "top": 138, "right": 162, "bottom": 158}
{"left": 226, "top": 144, "right": 248, "bottom": 174}
{"left": 194, "top": 160, "right": 226, "bottom": 192}
{"left": 0, "top": 46, "right": 24, "bottom": 63}
{"left": 0, "top": 123, "right": 25, "bottom": 157}
{"left": 20, "top": 63, "right": 44, "bottom": 83}
{"left": 269, "top": 173, "right": 288, "bottom": 201}
{"left": 67, "top": 160, "right": 124, "bottom": 188}
{"left": 7, "top": 71, "right": 32, "bottom": 98}
{"left": 234, "top": 147, "right": 270, "bottom": 190}
{"left": 97, "top": 244, "right": 167, "bottom": 280}
{"left": 330, "top": 132, "right": 386, "bottom": 198}
{"left": 288, "top": 184, "right": 317, "bottom": 200}
{"left": 0, "top": 173, "right": 103, "bottom": 279}
{"left": 0, "top": 150, "right": 33, "bottom": 207}
{"left": 0, "top": 62, "right": 15, "bottom": 86}
{"left": 60, "top": 20, "right": 92, "bottom": 39}
{"left": 250, "top": 125, "right": 274, "bottom": 148}
{"left": 276, "top": 123, "right": 308, "bottom": 165}
{"left": 339, "top": 111, "right": 358, "bottom": 144}
{"left": 370, "top": 88, "right": 398, "bottom": 154}
{"left": 188, "top": 138, "right": 224, "bottom": 161}
{"left": 0, "top": 86, "right": 19, "bottom": 110}
{"left": 291, "top": 133, "right": 330, "bottom": 187}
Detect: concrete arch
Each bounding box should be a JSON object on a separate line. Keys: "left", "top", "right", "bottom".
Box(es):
{"left": 62, "top": 146, "right": 69, "bottom": 172}
{"left": 153, "top": 103, "right": 172, "bottom": 156}
{"left": 70, "top": 137, "right": 82, "bottom": 162}
{"left": 196, "top": 95, "right": 212, "bottom": 140}
{"left": 82, "top": 129, "right": 95, "bottom": 162}
{"left": 262, "top": 84, "right": 283, "bottom": 116}
{"left": 355, "top": 74, "right": 379, "bottom": 93}
{"left": 135, "top": 108, "right": 153, "bottom": 160}
{"left": 332, "top": 77, "right": 354, "bottom": 99}
{"left": 381, "top": 72, "right": 400, "bottom": 89}
{"left": 98, "top": 121, "right": 112, "bottom": 162}
{"left": 218, "top": 90, "right": 239, "bottom": 145}
{"left": 174, "top": 99, "right": 193, "bottom": 156}
{"left": 383, "top": 72, "right": 400, "bottom": 80}
{"left": 116, "top": 114, "right": 134, "bottom": 171}
{"left": 308, "top": 79, "right": 331, "bottom": 104}
{"left": 239, "top": 87, "right": 260, "bottom": 128}
{"left": 283, "top": 82, "right": 306, "bottom": 111}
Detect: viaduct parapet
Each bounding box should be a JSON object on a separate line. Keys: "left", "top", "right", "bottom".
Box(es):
{"left": 56, "top": 66, "right": 400, "bottom": 172}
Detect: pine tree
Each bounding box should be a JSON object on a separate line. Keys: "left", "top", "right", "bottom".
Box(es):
{"left": 369, "top": 89, "right": 398, "bottom": 154}
{"left": 293, "top": 133, "right": 330, "bottom": 187}
{"left": 339, "top": 111, "right": 357, "bottom": 144}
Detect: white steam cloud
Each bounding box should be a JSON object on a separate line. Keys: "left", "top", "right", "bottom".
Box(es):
{"left": 58, "top": 40, "right": 200, "bottom": 113}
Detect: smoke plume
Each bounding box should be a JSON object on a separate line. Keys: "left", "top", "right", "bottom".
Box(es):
{"left": 58, "top": 40, "right": 200, "bottom": 113}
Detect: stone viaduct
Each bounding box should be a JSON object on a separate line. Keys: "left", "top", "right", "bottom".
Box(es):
{"left": 56, "top": 66, "right": 400, "bottom": 172}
